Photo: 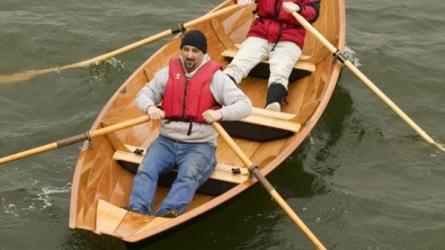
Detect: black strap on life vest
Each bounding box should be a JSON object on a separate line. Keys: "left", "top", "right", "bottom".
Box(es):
{"left": 187, "top": 121, "right": 193, "bottom": 136}
{"left": 165, "top": 119, "right": 194, "bottom": 136}
{"left": 271, "top": 24, "right": 284, "bottom": 51}
{"left": 256, "top": 0, "right": 286, "bottom": 51}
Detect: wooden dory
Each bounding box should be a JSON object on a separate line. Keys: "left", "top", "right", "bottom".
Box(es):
{"left": 69, "top": 0, "right": 346, "bottom": 243}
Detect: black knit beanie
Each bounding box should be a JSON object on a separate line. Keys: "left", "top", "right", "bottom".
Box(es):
{"left": 180, "top": 30, "right": 207, "bottom": 54}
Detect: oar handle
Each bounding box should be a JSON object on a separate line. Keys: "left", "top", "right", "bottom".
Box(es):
{"left": 212, "top": 122, "right": 328, "bottom": 250}
{"left": 0, "top": 116, "right": 149, "bottom": 165}
{"left": 290, "top": 11, "right": 444, "bottom": 152}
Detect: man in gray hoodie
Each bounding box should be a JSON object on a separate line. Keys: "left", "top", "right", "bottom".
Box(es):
{"left": 128, "top": 30, "right": 252, "bottom": 217}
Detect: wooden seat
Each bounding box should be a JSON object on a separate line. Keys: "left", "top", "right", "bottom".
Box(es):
{"left": 113, "top": 146, "right": 249, "bottom": 185}
{"left": 221, "top": 48, "right": 316, "bottom": 82}
{"left": 243, "top": 107, "right": 300, "bottom": 132}
{"left": 221, "top": 107, "right": 301, "bottom": 142}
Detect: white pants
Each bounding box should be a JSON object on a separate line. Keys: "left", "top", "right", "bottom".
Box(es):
{"left": 224, "top": 36, "right": 302, "bottom": 89}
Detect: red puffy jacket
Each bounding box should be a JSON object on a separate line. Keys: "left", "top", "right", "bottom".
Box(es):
{"left": 162, "top": 58, "right": 221, "bottom": 123}
{"left": 234, "top": 0, "right": 320, "bottom": 48}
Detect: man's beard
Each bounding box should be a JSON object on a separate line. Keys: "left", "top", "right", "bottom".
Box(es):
{"left": 184, "top": 59, "right": 196, "bottom": 71}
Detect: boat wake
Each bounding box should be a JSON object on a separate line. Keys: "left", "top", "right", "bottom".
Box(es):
{"left": 0, "top": 183, "right": 71, "bottom": 219}
{"left": 36, "top": 183, "right": 71, "bottom": 209}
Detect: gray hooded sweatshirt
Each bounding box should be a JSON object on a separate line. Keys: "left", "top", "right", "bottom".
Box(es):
{"left": 136, "top": 54, "right": 252, "bottom": 145}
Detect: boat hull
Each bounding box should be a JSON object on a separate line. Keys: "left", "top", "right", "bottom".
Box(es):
{"left": 69, "top": 0, "right": 346, "bottom": 243}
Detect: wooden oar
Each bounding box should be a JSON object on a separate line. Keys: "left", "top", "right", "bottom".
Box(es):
{"left": 289, "top": 12, "right": 445, "bottom": 152}
{"left": 0, "top": 116, "right": 149, "bottom": 165}
{"left": 212, "top": 122, "right": 327, "bottom": 250}
{"left": 0, "top": 3, "right": 241, "bottom": 84}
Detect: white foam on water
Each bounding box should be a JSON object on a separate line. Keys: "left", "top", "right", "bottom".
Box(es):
{"left": 35, "top": 183, "right": 71, "bottom": 209}
{"left": 2, "top": 201, "right": 19, "bottom": 218}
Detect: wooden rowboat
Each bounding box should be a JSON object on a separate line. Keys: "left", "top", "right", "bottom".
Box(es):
{"left": 69, "top": 0, "right": 346, "bottom": 244}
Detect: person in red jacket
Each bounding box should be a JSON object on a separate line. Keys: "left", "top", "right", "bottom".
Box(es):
{"left": 224, "top": 0, "right": 320, "bottom": 111}
{"left": 128, "top": 30, "right": 251, "bottom": 217}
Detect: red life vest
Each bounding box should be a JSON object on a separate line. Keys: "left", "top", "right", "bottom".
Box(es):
{"left": 161, "top": 58, "right": 221, "bottom": 124}
{"left": 240, "top": 0, "right": 319, "bottom": 48}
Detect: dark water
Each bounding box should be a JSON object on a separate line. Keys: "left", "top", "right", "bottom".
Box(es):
{"left": 1, "top": 0, "right": 444, "bottom": 249}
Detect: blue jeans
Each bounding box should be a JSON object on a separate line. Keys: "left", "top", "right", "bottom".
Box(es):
{"left": 128, "top": 136, "right": 216, "bottom": 216}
